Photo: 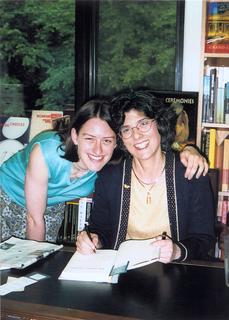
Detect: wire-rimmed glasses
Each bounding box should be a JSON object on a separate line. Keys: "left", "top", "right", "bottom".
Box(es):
{"left": 119, "top": 118, "right": 155, "bottom": 139}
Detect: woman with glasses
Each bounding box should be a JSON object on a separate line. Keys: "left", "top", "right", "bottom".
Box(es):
{"left": 76, "top": 89, "right": 215, "bottom": 263}
{"left": 0, "top": 94, "right": 208, "bottom": 244}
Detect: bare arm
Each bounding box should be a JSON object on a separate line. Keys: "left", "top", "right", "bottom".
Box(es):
{"left": 180, "top": 145, "right": 208, "bottom": 180}
{"left": 25, "top": 144, "right": 48, "bottom": 241}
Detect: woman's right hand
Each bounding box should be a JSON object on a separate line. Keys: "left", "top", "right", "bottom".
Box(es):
{"left": 76, "top": 231, "right": 99, "bottom": 254}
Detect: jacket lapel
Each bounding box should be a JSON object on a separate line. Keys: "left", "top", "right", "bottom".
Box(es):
{"left": 114, "top": 158, "right": 132, "bottom": 249}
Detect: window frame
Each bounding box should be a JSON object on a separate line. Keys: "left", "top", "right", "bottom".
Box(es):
{"left": 75, "top": 0, "right": 185, "bottom": 109}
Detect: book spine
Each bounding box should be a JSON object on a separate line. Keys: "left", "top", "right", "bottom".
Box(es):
{"left": 78, "top": 198, "right": 87, "bottom": 231}
{"left": 63, "top": 204, "right": 69, "bottom": 242}
{"left": 216, "top": 87, "right": 224, "bottom": 124}
{"left": 85, "top": 199, "right": 93, "bottom": 223}
{"left": 224, "top": 82, "right": 229, "bottom": 125}
{"left": 208, "top": 68, "right": 217, "bottom": 123}
{"left": 222, "top": 139, "right": 229, "bottom": 192}
{"left": 201, "top": 128, "right": 210, "bottom": 158}
{"left": 71, "top": 201, "right": 79, "bottom": 242}
{"left": 67, "top": 203, "right": 73, "bottom": 242}
{"left": 202, "top": 75, "right": 210, "bottom": 122}
{"left": 208, "top": 128, "right": 216, "bottom": 169}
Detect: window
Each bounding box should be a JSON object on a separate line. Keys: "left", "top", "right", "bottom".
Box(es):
{"left": 0, "top": 0, "right": 75, "bottom": 114}
{"left": 97, "top": 0, "right": 183, "bottom": 95}
{"left": 0, "top": 0, "right": 184, "bottom": 114}
{"left": 75, "top": 0, "right": 184, "bottom": 108}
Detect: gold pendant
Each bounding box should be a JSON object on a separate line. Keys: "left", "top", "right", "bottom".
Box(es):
{"left": 147, "top": 192, "right": 151, "bottom": 205}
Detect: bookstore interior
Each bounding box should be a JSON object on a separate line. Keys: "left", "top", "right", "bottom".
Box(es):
{"left": 1, "top": 1, "right": 229, "bottom": 319}
{"left": 1, "top": 0, "right": 228, "bottom": 260}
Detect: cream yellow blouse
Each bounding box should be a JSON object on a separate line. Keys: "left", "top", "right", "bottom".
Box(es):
{"left": 126, "top": 170, "right": 171, "bottom": 240}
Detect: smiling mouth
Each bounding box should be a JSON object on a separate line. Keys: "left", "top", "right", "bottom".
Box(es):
{"left": 88, "top": 154, "right": 104, "bottom": 161}
{"left": 134, "top": 141, "right": 149, "bottom": 150}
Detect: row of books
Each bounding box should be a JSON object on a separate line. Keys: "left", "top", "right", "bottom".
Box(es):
{"left": 202, "top": 67, "right": 229, "bottom": 124}
{"left": 57, "top": 198, "right": 93, "bottom": 245}
{"left": 201, "top": 128, "right": 229, "bottom": 191}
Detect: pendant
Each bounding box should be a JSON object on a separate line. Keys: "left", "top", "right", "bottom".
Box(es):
{"left": 147, "top": 192, "right": 151, "bottom": 205}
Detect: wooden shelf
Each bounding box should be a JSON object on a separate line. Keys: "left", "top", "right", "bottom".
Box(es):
{"left": 204, "top": 53, "right": 229, "bottom": 59}
{"left": 219, "top": 191, "right": 229, "bottom": 197}
{"left": 201, "top": 123, "right": 229, "bottom": 129}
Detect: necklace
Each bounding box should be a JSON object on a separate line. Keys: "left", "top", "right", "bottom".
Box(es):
{"left": 132, "top": 158, "right": 165, "bottom": 205}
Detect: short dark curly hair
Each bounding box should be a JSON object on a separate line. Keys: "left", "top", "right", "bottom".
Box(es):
{"left": 111, "top": 88, "right": 177, "bottom": 153}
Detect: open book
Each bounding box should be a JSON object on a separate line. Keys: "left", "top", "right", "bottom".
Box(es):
{"left": 0, "top": 237, "right": 63, "bottom": 270}
{"left": 59, "top": 238, "right": 160, "bottom": 283}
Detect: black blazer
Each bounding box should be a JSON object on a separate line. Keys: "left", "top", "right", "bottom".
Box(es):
{"left": 89, "top": 151, "right": 215, "bottom": 261}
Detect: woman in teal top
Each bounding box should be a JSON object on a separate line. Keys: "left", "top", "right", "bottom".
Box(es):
{"left": 0, "top": 98, "right": 208, "bottom": 243}
{"left": 0, "top": 99, "right": 117, "bottom": 242}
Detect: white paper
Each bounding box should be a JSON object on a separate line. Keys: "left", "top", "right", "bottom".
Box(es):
{"left": 0, "top": 237, "right": 63, "bottom": 270}
{"left": 0, "top": 277, "right": 37, "bottom": 296}
{"left": 114, "top": 238, "right": 160, "bottom": 272}
{"left": 59, "top": 250, "right": 117, "bottom": 283}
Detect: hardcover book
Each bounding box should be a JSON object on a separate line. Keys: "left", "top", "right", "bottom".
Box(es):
{"left": 29, "top": 110, "right": 63, "bottom": 141}
{"left": 59, "top": 238, "right": 160, "bottom": 283}
{"left": 209, "top": 128, "right": 217, "bottom": 168}
{"left": 225, "top": 82, "right": 229, "bottom": 124}
{"left": 205, "top": 2, "right": 229, "bottom": 54}
{"left": 222, "top": 138, "right": 229, "bottom": 191}
{"left": 152, "top": 90, "right": 198, "bottom": 149}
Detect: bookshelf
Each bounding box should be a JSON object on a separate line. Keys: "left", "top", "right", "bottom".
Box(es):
{"left": 198, "top": 0, "right": 229, "bottom": 259}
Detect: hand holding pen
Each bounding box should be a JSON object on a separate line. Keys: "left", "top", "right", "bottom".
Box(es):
{"left": 84, "top": 224, "right": 96, "bottom": 253}
{"left": 76, "top": 224, "right": 97, "bottom": 254}
{"left": 152, "top": 231, "right": 181, "bottom": 263}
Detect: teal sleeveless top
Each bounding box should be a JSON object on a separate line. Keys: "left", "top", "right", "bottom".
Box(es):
{"left": 0, "top": 131, "right": 97, "bottom": 207}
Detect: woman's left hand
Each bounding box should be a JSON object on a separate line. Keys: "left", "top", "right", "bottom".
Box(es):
{"left": 180, "top": 145, "right": 208, "bottom": 180}
{"left": 152, "top": 238, "right": 181, "bottom": 264}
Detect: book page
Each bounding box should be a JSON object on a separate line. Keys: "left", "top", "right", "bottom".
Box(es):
{"left": 111, "top": 239, "right": 160, "bottom": 275}
{"left": 0, "top": 237, "right": 63, "bottom": 270}
{"left": 59, "top": 250, "right": 118, "bottom": 283}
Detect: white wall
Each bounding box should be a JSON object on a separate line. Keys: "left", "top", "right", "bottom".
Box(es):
{"left": 182, "top": 0, "right": 203, "bottom": 92}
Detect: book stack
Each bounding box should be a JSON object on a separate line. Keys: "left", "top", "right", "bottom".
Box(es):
{"left": 57, "top": 197, "right": 93, "bottom": 245}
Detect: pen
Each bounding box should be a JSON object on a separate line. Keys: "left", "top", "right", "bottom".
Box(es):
{"left": 84, "top": 224, "right": 96, "bottom": 253}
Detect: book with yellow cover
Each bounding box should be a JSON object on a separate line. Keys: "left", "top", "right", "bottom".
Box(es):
{"left": 208, "top": 128, "right": 216, "bottom": 168}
